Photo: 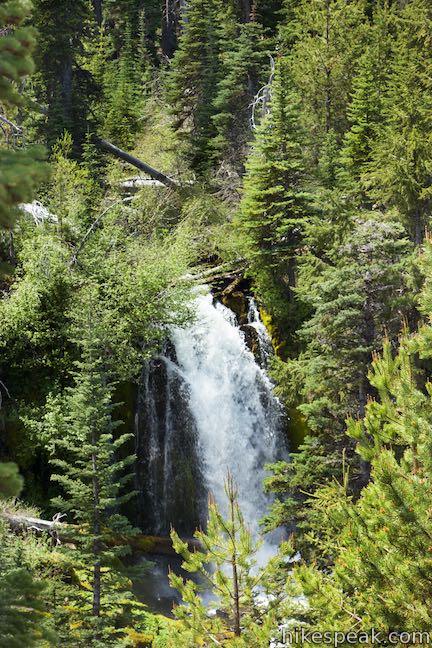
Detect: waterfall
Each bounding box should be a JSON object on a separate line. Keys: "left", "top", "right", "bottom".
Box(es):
{"left": 135, "top": 290, "right": 286, "bottom": 537}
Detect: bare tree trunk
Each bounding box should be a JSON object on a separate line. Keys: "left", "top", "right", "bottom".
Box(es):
{"left": 91, "top": 428, "right": 101, "bottom": 621}
{"left": 92, "top": 0, "right": 103, "bottom": 27}
{"left": 95, "top": 138, "right": 179, "bottom": 188}
{"left": 161, "top": 0, "right": 178, "bottom": 57}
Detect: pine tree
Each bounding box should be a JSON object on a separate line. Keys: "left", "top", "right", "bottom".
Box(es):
{"left": 211, "top": 19, "right": 270, "bottom": 171}
{"left": 0, "top": 0, "right": 48, "bottom": 232}
{"left": 288, "top": 0, "right": 368, "bottom": 140}
{"left": 32, "top": 0, "right": 96, "bottom": 150}
{"left": 169, "top": 473, "right": 279, "bottom": 647}
{"left": 365, "top": 0, "right": 432, "bottom": 244}
{"left": 340, "top": 2, "right": 395, "bottom": 196}
{"left": 166, "top": 0, "right": 221, "bottom": 173}
{"left": 290, "top": 333, "right": 432, "bottom": 633}
{"left": 47, "top": 286, "right": 139, "bottom": 645}
{"left": 238, "top": 56, "right": 311, "bottom": 329}
{"left": 265, "top": 218, "right": 413, "bottom": 555}
{"left": 103, "top": 20, "right": 143, "bottom": 148}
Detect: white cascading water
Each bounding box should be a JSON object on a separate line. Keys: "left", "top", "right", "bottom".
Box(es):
{"left": 169, "top": 291, "right": 285, "bottom": 535}
{"left": 134, "top": 290, "right": 286, "bottom": 612}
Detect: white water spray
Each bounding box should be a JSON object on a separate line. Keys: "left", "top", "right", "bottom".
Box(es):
{"left": 169, "top": 292, "right": 285, "bottom": 534}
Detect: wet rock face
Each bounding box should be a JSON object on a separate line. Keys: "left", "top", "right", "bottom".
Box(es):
{"left": 240, "top": 324, "right": 261, "bottom": 362}
{"left": 218, "top": 277, "right": 250, "bottom": 326}
{"left": 134, "top": 355, "right": 206, "bottom": 536}
{"left": 221, "top": 290, "right": 248, "bottom": 325}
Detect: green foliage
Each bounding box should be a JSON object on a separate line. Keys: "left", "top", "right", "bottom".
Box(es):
{"left": 237, "top": 56, "right": 311, "bottom": 330}
{"left": 288, "top": 0, "right": 368, "bottom": 138}
{"left": 339, "top": 2, "right": 395, "bottom": 195}
{"left": 211, "top": 20, "right": 270, "bottom": 170}
{"left": 44, "top": 287, "right": 144, "bottom": 645}
{"left": 0, "top": 516, "right": 53, "bottom": 647}
{"left": 102, "top": 21, "right": 145, "bottom": 148}
{"left": 265, "top": 219, "right": 413, "bottom": 555}
{"left": 365, "top": 0, "right": 432, "bottom": 243}
{"left": 288, "top": 332, "right": 432, "bottom": 632}
{"left": 0, "top": 0, "right": 48, "bottom": 231}
{"left": 32, "top": 0, "right": 96, "bottom": 150}
{"left": 170, "top": 473, "right": 280, "bottom": 647}
{"left": 0, "top": 462, "right": 23, "bottom": 499}
{"left": 4, "top": 0, "right": 432, "bottom": 642}
{"left": 166, "top": 0, "right": 222, "bottom": 173}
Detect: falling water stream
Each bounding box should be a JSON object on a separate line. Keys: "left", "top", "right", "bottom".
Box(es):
{"left": 134, "top": 289, "right": 286, "bottom": 612}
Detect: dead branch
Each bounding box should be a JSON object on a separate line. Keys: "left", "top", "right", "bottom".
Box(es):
{"left": 0, "top": 114, "right": 22, "bottom": 133}
{"left": 250, "top": 55, "right": 275, "bottom": 130}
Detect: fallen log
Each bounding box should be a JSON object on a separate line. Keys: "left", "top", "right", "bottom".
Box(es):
{"left": 182, "top": 258, "right": 247, "bottom": 283}
{"left": 95, "top": 138, "right": 179, "bottom": 189}
{"left": 2, "top": 512, "right": 200, "bottom": 557}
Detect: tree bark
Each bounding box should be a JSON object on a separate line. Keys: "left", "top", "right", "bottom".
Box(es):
{"left": 91, "top": 443, "right": 101, "bottom": 619}
{"left": 414, "top": 207, "right": 423, "bottom": 246}
{"left": 228, "top": 477, "right": 241, "bottom": 637}
{"left": 161, "top": 0, "right": 178, "bottom": 58}
{"left": 95, "top": 138, "right": 179, "bottom": 188}
{"left": 92, "top": 0, "right": 103, "bottom": 27}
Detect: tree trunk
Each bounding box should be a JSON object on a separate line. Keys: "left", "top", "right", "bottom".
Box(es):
{"left": 228, "top": 477, "right": 241, "bottom": 637}
{"left": 161, "top": 0, "right": 178, "bottom": 58}
{"left": 62, "top": 58, "right": 73, "bottom": 126}
{"left": 92, "top": 0, "right": 103, "bottom": 27}
{"left": 232, "top": 551, "right": 241, "bottom": 636}
{"left": 414, "top": 207, "right": 423, "bottom": 246}
{"left": 95, "top": 138, "right": 179, "bottom": 188}
{"left": 240, "top": 0, "right": 251, "bottom": 21}
{"left": 91, "top": 428, "right": 101, "bottom": 621}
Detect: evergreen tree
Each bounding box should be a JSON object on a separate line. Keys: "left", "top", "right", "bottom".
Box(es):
{"left": 103, "top": 20, "right": 143, "bottom": 148}
{"left": 288, "top": 0, "right": 368, "bottom": 141}
{"left": 32, "top": 0, "right": 96, "bottom": 150}
{"left": 211, "top": 20, "right": 270, "bottom": 171}
{"left": 265, "top": 219, "right": 413, "bottom": 553}
{"left": 169, "top": 473, "right": 280, "bottom": 647}
{"left": 166, "top": 0, "right": 222, "bottom": 173}
{"left": 366, "top": 0, "right": 432, "bottom": 244}
{"left": 0, "top": 0, "right": 47, "bottom": 232}
{"left": 340, "top": 2, "right": 395, "bottom": 196}
{"left": 288, "top": 333, "right": 432, "bottom": 633}
{"left": 238, "top": 56, "right": 311, "bottom": 329}
{"left": 46, "top": 286, "right": 139, "bottom": 645}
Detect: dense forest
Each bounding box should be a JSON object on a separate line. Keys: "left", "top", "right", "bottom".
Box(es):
{"left": 1, "top": 0, "right": 432, "bottom": 645}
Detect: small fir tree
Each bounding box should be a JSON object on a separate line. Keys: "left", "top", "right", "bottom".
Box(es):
{"left": 169, "top": 473, "right": 280, "bottom": 647}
